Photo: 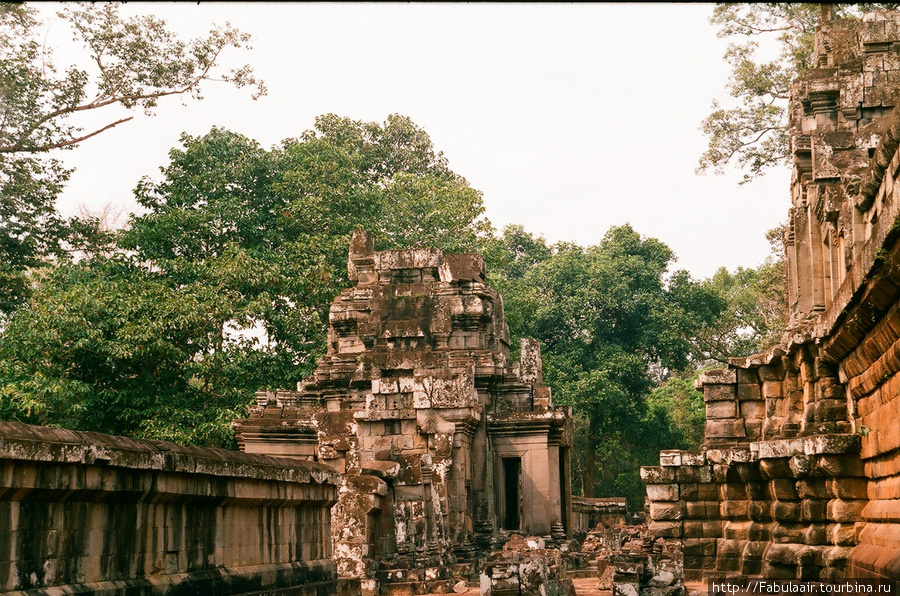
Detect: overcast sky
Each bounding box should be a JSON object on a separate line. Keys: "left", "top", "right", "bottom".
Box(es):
{"left": 38, "top": 2, "right": 791, "bottom": 280}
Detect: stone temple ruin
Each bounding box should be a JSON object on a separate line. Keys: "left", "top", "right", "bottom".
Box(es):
{"left": 233, "top": 229, "right": 574, "bottom": 594}
{"left": 643, "top": 9, "right": 900, "bottom": 585}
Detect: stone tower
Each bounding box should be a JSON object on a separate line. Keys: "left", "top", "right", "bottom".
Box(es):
{"left": 233, "top": 229, "right": 573, "bottom": 593}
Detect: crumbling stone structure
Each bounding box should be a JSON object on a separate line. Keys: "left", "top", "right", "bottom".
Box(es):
{"left": 233, "top": 230, "right": 574, "bottom": 594}
{"left": 571, "top": 497, "right": 630, "bottom": 538}
{"left": 0, "top": 421, "right": 339, "bottom": 595}
{"left": 644, "top": 9, "right": 900, "bottom": 584}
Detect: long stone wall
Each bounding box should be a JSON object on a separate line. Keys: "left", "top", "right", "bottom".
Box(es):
{"left": 0, "top": 421, "right": 340, "bottom": 595}
{"left": 643, "top": 9, "right": 900, "bottom": 585}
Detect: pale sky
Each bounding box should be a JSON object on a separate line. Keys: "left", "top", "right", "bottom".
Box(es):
{"left": 38, "top": 2, "right": 791, "bottom": 280}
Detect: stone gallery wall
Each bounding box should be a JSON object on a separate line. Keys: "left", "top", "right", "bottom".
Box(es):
{"left": 0, "top": 421, "right": 339, "bottom": 595}
{"left": 643, "top": 10, "right": 900, "bottom": 584}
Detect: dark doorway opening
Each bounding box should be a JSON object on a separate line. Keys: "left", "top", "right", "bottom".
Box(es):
{"left": 502, "top": 457, "right": 521, "bottom": 530}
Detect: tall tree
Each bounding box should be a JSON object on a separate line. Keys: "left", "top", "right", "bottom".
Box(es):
{"left": 1, "top": 115, "right": 491, "bottom": 445}
{"left": 504, "top": 225, "right": 724, "bottom": 503}
{"left": 0, "top": 2, "right": 263, "bottom": 314}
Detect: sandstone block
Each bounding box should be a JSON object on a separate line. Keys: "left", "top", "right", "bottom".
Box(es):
{"left": 827, "top": 523, "right": 857, "bottom": 546}
{"left": 700, "top": 370, "right": 737, "bottom": 385}
{"left": 773, "top": 501, "right": 802, "bottom": 522}
{"left": 766, "top": 543, "right": 801, "bottom": 565}
{"left": 723, "top": 521, "right": 751, "bottom": 540}
{"left": 640, "top": 467, "right": 675, "bottom": 484}
{"left": 803, "top": 524, "right": 828, "bottom": 546}
{"left": 719, "top": 483, "right": 748, "bottom": 500}
{"left": 697, "top": 483, "right": 718, "bottom": 501}
{"left": 737, "top": 369, "right": 759, "bottom": 385}
{"left": 706, "top": 401, "right": 737, "bottom": 419}
{"left": 650, "top": 502, "right": 683, "bottom": 521}
{"left": 796, "top": 479, "right": 828, "bottom": 499}
{"left": 762, "top": 561, "right": 799, "bottom": 579}
{"left": 739, "top": 542, "right": 766, "bottom": 564}
{"left": 676, "top": 466, "right": 712, "bottom": 484}
{"left": 759, "top": 364, "right": 785, "bottom": 381}
{"left": 827, "top": 499, "right": 866, "bottom": 522}
{"left": 720, "top": 500, "right": 749, "bottom": 519}
{"left": 801, "top": 499, "right": 828, "bottom": 522}
{"left": 748, "top": 522, "right": 772, "bottom": 541}
{"left": 738, "top": 384, "right": 762, "bottom": 401}
{"left": 683, "top": 538, "right": 717, "bottom": 557}
{"left": 823, "top": 545, "right": 854, "bottom": 568}
{"left": 716, "top": 538, "right": 747, "bottom": 559}
{"left": 789, "top": 455, "right": 812, "bottom": 477}
{"left": 740, "top": 401, "right": 766, "bottom": 419}
{"left": 758, "top": 438, "right": 804, "bottom": 460}
{"left": 704, "top": 384, "right": 736, "bottom": 402}
{"left": 762, "top": 381, "right": 784, "bottom": 399}
{"left": 772, "top": 522, "right": 805, "bottom": 543}
{"left": 648, "top": 521, "right": 682, "bottom": 539}
{"left": 769, "top": 479, "right": 799, "bottom": 500}
{"left": 679, "top": 483, "right": 699, "bottom": 500}
{"left": 682, "top": 521, "right": 703, "bottom": 539}
{"left": 659, "top": 450, "right": 683, "bottom": 467}
{"left": 748, "top": 501, "right": 773, "bottom": 523}
{"left": 703, "top": 520, "right": 724, "bottom": 538}
{"left": 681, "top": 452, "right": 707, "bottom": 466}
{"left": 814, "top": 399, "right": 849, "bottom": 422}
{"left": 706, "top": 419, "right": 746, "bottom": 438}
{"left": 646, "top": 484, "right": 679, "bottom": 502}
{"left": 825, "top": 477, "right": 868, "bottom": 499}
{"left": 817, "top": 455, "right": 864, "bottom": 477}
{"left": 685, "top": 501, "right": 720, "bottom": 519}
{"left": 760, "top": 459, "right": 794, "bottom": 479}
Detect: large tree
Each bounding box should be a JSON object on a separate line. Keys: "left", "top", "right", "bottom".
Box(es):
{"left": 0, "top": 115, "right": 492, "bottom": 444}
{"left": 0, "top": 2, "right": 263, "bottom": 314}
{"left": 491, "top": 225, "right": 724, "bottom": 504}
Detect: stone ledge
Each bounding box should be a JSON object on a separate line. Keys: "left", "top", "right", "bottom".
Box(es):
{"left": 1, "top": 559, "right": 337, "bottom": 596}
{"left": 0, "top": 421, "right": 340, "bottom": 486}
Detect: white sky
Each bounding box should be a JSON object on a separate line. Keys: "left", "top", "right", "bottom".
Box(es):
{"left": 37, "top": 2, "right": 791, "bottom": 280}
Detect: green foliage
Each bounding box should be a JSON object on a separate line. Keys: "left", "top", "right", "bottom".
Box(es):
{"left": 1, "top": 114, "right": 490, "bottom": 446}
{"left": 0, "top": 2, "right": 262, "bottom": 315}
{"left": 695, "top": 226, "right": 786, "bottom": 362}
{"left": 646, "top": 374, "right": 706, "bottom": 449}
{"left": 490, "top": 224, "right": 724, "bottom": 504}
{"left": 0, "top": 257, "right": 248, "bottom": 446}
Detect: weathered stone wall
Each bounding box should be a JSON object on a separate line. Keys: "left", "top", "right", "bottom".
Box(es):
{"left": 0, "top": 421, "right": 339, "bottom": 595}
{"left": 571, "top": 497, "right": 629, "bottom": 537}
{"left": 645, "top": 9, "right": 900, "bottom": 584}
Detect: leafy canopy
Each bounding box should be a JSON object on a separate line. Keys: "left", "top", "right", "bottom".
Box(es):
{"left": 490, "top": 224, "right": 724, "bottom": 505}
{"left": 0, "top": 114, "right": 491, "bottom": 445}
{"left": 0, "top": 2, "right": 263, "bottom": 314}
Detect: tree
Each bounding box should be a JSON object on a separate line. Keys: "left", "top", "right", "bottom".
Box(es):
{"left": 646, "top": 374, "right": 706, "bottom": 449}
{"left": 0, "top": 256, "right": 249, "bottom": 446}
{"left": 504, "top": 225, "right": 724, "bottom": 504}
{"left": 694, "top": 226, "right": 787, "bottom": 362}
{"left": 0, "top": 115, "right": 491, "bottom": 444}
{"left": 0, "top": 2, "right": 264, "bottom": 314}
{"left": 697, "top": 4, "right": 881, "bottom": 183}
